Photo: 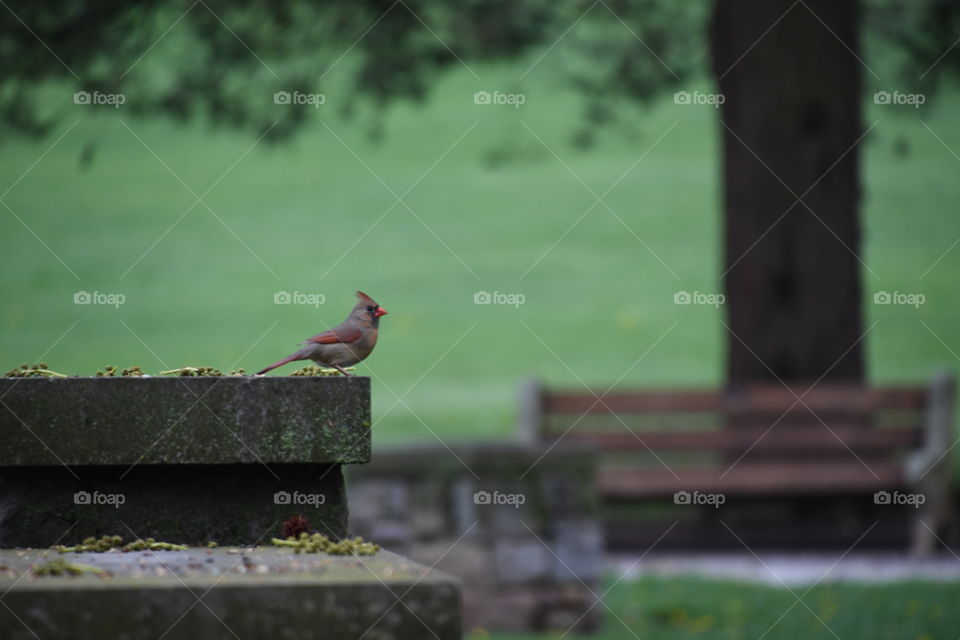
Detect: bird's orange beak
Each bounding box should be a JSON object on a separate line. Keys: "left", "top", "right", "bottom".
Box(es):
{"left": 375, "top": 306, "right": 388, "bottom": 317}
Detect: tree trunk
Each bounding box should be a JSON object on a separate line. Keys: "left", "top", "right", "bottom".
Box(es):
{"left": 711, "top": 0, "right": 865, "bottom": 384}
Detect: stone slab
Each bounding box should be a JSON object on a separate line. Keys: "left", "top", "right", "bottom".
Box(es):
{"left": 0, "top": 547, "right": 461, "bottom": 640}
{"left": 0, "top": 377, "right": 371, "bottom": 465}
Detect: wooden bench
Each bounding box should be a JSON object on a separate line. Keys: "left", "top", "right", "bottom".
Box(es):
{"left": 519, "top": 373, "right": 955, "bottom": 554}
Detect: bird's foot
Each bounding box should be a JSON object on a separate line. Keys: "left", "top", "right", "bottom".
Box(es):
{"left": 332, "top": 365, "right": 352, "bottom": 377}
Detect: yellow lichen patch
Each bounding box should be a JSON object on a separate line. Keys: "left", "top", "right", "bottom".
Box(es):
{"left": 33, "top": 558, "right": 107, "bottom": 577}
{"left": 4, "top": 363, "right": 67, "bottom": 378}
{"left": 271, "top": 532, "right": 379, "bottom": 555}
{"left": 160, "top": 366, "right": 224, "bottom": 377}
{"left": 54, "top": 535, "right": 188, "bottom": 553}
{"left": 290, "top": 366, "right": 355, "bottom": 377}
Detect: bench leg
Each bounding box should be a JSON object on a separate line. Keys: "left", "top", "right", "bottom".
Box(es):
{"left": 910, "top": 477, "right": 950, "bottom": 556}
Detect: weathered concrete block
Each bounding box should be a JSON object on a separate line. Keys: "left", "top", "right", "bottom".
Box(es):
{"left": 450, "top": 478, "right": 481, "bottom": 536}
{"left": 0, "top": 377, "right": 372, "bottom": 546}
{"left": 409, "top": 540, "right": 493, "bottom": 585}
{"left": 493, "top": 537, "right": 551, "bottom": 584}
{"left": 377, "top": 482, "right": 411, "bottom": 518}
{"left": 540, "top": 472, "right": 596, "bottom": 516}
{"left": 347, "top": 479, "right": 409, "bottom": 523}
{"left": 462, "top": 586, "right": 540, "bottom": 632}
{"left": 0, "top": 377, "right": 371, "bottom": 465}
{"left": 552, "top": 518, "right": 603, "bottom": 583}
{"left": 410, "top": 481, "right": 446, "bottom": 538}
{"left": 367, "top": 520, "right": 412, "bottom": 549}
{"left": 345, "top": 479, "right": 387, "bottom": 528}
{"left": 484, "top": 484, "right": 537, "bottom": 535}
{"left": 345, "top": 442, "right": 601, "bottom": 633}
{"left": 0, "top": 548, "right": 460, "bottom": 640}
{"left": 462, "top": 585, "right": 600, "bottom": 633}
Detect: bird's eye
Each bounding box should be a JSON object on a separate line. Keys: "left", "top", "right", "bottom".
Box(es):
{"left": 366, "top": 306, "right": 375, "bottom": 312}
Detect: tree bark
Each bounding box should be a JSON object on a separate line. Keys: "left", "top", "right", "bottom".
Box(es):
{"left": 712, "top": 0, "right": 865, "bottom": 384}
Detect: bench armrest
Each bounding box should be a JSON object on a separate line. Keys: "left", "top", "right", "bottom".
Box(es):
{"left": 517, "top": 377, "right": 544, "bottom": 444}
{"left": 906, "top": 371, "right": 955, "bottom": 483}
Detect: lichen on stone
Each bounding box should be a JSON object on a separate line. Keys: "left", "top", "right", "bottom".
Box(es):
{"left": 4, "top": 362, "right": 67, "bottom": 378}
{"left": 160, "top": 366, "right": 223, "bottom": 377}
{"left": 55, "top": 534, "right": 188, "bottom": 553}
{"left": 4, "top": 363, "right": 250, "bottom": 377}
{"left": 290, "top": 366, "right": 354, "bottom": 377}
{"left": 33, "top": 558, "right": 107, "bottom": 577}
{"left": 271, "top": 532, "right": 379, "bottom": 555}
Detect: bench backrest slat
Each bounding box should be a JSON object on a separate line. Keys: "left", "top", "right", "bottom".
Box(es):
{"left": 543, "top": 386, "right": 926, "bottom": 414}
{"left": 556, "top": 425, "right": 923, "bottom": 453}
{"left": 530, "top": 382, "right": 929, "bottom": 457}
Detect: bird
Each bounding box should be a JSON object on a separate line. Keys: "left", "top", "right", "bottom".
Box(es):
{"left": 255, "top": 291, "right": 387, "bottom": 376}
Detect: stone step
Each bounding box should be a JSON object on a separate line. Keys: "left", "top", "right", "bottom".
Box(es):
{"left": 0, "top": 547, "right": 461, "bottom": 640}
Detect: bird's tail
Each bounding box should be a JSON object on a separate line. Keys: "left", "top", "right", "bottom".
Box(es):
{"left": 255, "top": 354, "right": 301, "bottom": 376}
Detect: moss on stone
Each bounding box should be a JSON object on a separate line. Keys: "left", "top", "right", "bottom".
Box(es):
{"left": 0, "top": 377, "right": 371, "bottom": 465}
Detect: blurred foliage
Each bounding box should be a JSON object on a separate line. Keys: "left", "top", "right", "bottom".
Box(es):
{"left": 0, "top": 0, "right": 958, "bottom": 141}
{"left": 0, "top": 0, "right": 701, "bottom": 140}
{"left": 865, "top": 0, "right": 960, "bottom": 94}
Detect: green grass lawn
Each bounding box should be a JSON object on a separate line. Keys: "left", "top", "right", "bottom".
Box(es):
{"left": 480, "top": 575, "right": 960, "bottom": 640}
{"left": 1, "top": 66, "right": 959, "bottom": 446}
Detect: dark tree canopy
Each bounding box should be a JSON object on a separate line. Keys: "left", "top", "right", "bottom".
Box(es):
{"left": 0, "top": 0, "right": 703, "bottom": 140}
{"left": 1, "top": 0, "right": 957, "bottom": 141}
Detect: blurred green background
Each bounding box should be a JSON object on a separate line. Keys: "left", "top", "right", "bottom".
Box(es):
{"left": 2, "top": 65, "right": 958, "bottom": 445}
{"left": 478, "top": 575, "right": 960, "bottom": 640}
{"left": 3, "top": 3, "right": 960, "bottom": 639}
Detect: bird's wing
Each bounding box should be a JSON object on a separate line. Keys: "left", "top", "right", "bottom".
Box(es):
{"left": 305, "top": 326, "right": 362, "bottom": 344}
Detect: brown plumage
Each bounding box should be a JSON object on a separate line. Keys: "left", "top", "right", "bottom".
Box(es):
{"left": 255, "top": 291, "right": 387, "bottom": 376}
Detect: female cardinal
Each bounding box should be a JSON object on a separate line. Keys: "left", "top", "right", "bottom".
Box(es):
{"left": 255, "top": 291, "right": 387, "bottom": 376}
